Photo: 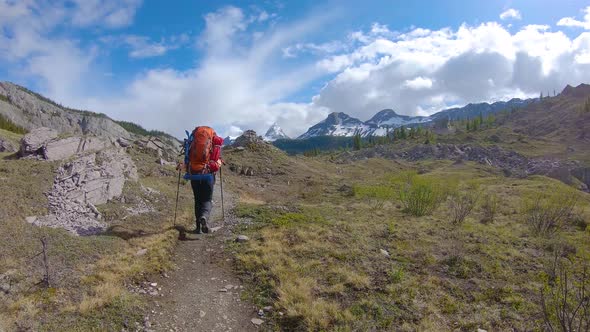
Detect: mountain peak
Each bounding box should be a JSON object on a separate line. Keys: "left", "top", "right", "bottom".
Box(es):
{"left": 263, "top": 123, "right": 289, "bottom": 141}
{"left": 561, "top": 83, "right": 590, "bottom": 98}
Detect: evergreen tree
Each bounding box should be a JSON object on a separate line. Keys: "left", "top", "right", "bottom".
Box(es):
{"left": 400, "top": 126, "right": 407, "bottom": 139}
{"left": 353, "top": 134, "right": 362, "bottom": 150}
{"left": 540, "top": 92, "right": 543, "bottom": 100}
{"left": 585, "top": 98, "right": 590, "bottom": 113}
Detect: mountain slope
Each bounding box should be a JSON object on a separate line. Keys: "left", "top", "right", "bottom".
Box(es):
{"left": 365, "top": 109, "right": 430, "bottom": 127}
{"left": 0, "top": 82, "right": 130, "bottom": 141}
{"left": 298, "top": 112, "right": 369, "bottom": 139}
{"left": 263, "top": 123, "right": 289, "bottom": 141}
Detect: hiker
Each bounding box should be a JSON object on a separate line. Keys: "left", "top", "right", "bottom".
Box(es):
{"left": 177, "top": 126, "right": 224, "bottom": 234}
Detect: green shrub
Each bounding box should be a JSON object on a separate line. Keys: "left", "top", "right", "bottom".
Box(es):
{"left": 522, "top": 188, "right": 579, "bottom": 236}
{"left": 391, "top": 172, "right": 447, "bottom": 216}
{"left": 448, "top": 183, "right": 479, "bottom": 224}
{"left": 0, "top": 94, "right": 9, "bottom": 103}
{"left": 480, "top": 193, "right": 499, "bottom": 224}
{"left": 541, "top": 258, "right": 590, "bottom": 331}
{"left": 0, "top": 113, "right": 27, "bottom": 134}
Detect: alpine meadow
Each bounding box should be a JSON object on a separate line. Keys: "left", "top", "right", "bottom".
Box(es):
{"left": 2, "top": 1, "right": 590, "bottom": 332}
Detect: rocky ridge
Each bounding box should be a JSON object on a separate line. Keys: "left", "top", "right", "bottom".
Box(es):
{"left": 0, "top": 82, "right": 130, "bottom": 141}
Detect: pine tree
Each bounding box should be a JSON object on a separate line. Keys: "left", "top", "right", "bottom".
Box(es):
{"left": 466, "top": 120, "right": 471, "bottom": 131}
{"left": 400, "top": 126, "right": 407, "bottom": 139}
{"left": 353, "top": 134, "right": 362, "bottom": 150}
{"left": 585, "top": 98, "right": 590, "bottom": 113}
{"left": 540, "top": 92, "right": 543, "bottom": 100}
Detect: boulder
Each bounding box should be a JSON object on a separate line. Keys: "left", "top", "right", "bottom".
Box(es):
{"left": 20, "top": 127, "right": 58, "bottom": 156}
{"left": 0, "top": 138, "right": 16, "bottom": 152}
{"left": 43, "top": 136, "right": 81, "bottom": 161}
{"left": 31, "top": 148, "right": 138, "bottom": 235}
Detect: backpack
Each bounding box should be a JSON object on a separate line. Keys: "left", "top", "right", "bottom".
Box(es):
{"left": 183, "top": 126, "right": 224, "bottom": 175}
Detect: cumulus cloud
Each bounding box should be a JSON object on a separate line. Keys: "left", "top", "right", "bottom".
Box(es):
{"left": 311, "top": 20, "right": 590, "bottom": 122}
{"left": 81, "top": 6, "right": 332, "bottom": 138}
{"left": 404, "top": 77, "right": 434, "bottom": 90}
{"left": 557, "top": 6, "right": 590, "bottom": 29}
{"left": 3, "top": 2, "right": 590, "bottom": 138}
{"left": 500, "top": 8, "right": 521, "bottom": 20}
{"left": 70, "top": 0, "right": 142, "bottom": 28}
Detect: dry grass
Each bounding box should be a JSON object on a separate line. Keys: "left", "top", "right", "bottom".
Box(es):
{"left": 224, "top": 147, "right": 590, "bottom": 331}
{"left": 0, "top": 148, "right": 191, "bottom": 331}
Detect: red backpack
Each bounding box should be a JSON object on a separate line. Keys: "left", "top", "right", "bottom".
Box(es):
{"left": 185, "top": 126, "right": 223, "bottom": 174}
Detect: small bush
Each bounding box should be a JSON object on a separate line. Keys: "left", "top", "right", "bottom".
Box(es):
{"left": 0, "top": 113, "right": 27, "bottom": 134}
{"left": 391, "top": 172, "right": 447, "bottom": 216}
{"left": 480, "top": 193, "right": 499, "bottom": 224}
{"left": 541, "top": 258, "right": 590, "bottom": 331}
{"left": 0, "top": 94, "right": 9, "bottom": 103}
{"left": 448, "top": 183, "right": 479, "bottom": 224}
{"left": 522, "top": 188, "right": 579, "bottom": 236}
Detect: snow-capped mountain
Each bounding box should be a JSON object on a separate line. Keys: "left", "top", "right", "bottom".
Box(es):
{"left": 298, "top": 98, "right": 534, "bottom": 139}
{"left": 298, "top": 112, "right": 371, "bottom": 139}
{"left": 365, "top": 109, "right": 431, "bottom": 127}
{"left": 263, "top": 123, "right": 290, "bottom": 141}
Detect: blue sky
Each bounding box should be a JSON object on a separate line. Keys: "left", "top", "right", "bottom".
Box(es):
{"left": 1, "top": 1, "right": 590, "bottom": 138}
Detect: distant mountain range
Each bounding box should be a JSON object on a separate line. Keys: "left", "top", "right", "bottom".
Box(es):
{"left": 296, "top": 98, "right": 533, "bottom": 139}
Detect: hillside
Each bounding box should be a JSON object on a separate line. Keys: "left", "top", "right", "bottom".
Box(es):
{"left": 222, "top": 134, "right": 590, "bottom": 331}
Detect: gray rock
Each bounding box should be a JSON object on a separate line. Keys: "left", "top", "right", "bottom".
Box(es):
{"left": 236, "top": 235, "right": 250, "bottom": 243}
{"left": 20, "top": 127, "right": 58, "bottom": 156}
{"left": 380, "top": 249, "right": 390, "bottom": 257}
{"left": 0, "top": 138, "right": 16, "bottom": 152}
{"left": 135, "top": 249, "right": 148, "bottom": 257}
{"left": 263, "top": 306, "right": 273, "bottom": 312}
{"left": 32, "top": 148, "right": 138, "bottom": 235}
{"left": 25, "top": 216, "right": 37, "bottom": 223}
{"left": 251, "top": 318, "right": 264, "bottom": 326}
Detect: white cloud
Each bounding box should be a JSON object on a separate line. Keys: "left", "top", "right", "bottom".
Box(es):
{"left": 311, "top": 19, "right": 590, "bottom": 123}
{"left": 70, "top": 0, "right": 142, "bottom": 28}
{"left": 500, "top": 8, "right": 522, "bottom": 20}
{"left": 101, "top": 34, "right": 191, "bottom": 58}
{"left": 3, "top": 2, "right": 590, "bottom": 138}
{"left": 557, "top": 6, "right": 590, "bottom": 29}
{"left": 404, "top": 77, "right": 433, "bottom": 89}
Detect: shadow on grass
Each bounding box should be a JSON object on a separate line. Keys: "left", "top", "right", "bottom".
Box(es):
{"left": 103, "top": 224, "right": 200, "bottom": 241}
{"left": 2, "top": 152, "right": 20, "bottom": 160}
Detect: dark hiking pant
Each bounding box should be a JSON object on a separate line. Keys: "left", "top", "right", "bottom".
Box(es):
{"left": 190, "top": 176, "right": 215, "bottom": 222}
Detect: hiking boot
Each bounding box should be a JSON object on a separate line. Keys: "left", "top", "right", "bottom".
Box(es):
{"left": 194, "top": 221, "right": 202, "bottom": 234}
{"left": 200, "top": 217, "right": 209, "bottom": 234}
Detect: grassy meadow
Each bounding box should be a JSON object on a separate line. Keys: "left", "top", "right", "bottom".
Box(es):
{"left": 224, "top": 146, "right": 590, "bottom": 331}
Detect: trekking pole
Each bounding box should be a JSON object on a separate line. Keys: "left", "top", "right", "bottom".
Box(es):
{"left": 173, "top": 168, "right": 181, "bottom": 227}
{"left": 220, "top": 167, "right": 225, "bottom": 221}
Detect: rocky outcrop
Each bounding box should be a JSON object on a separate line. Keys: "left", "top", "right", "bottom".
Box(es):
{"left": 19, "top": 127, "right": 109, "bottom": 161}
{"left": 0, "top": 82, "right": 130, "bottom": 141}
{"left": 0, "top": 138, "right": 17, "bottom": 152}
{"left": 135, "top": 136, "right": 179, "bottom": 162}
{"left": 232, "top": 130, "right": 265, "bottom": 148}
{"left": 20, "top": 127, "right": 58, "bottom": 156}
{"left": 28, "top": 148, "right": 138, "bottom": 235}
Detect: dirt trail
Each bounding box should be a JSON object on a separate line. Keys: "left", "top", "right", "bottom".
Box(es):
{"left": 143, "top": 181, "right": 258, "bottom": 332}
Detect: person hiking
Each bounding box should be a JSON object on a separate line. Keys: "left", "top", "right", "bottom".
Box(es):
{"left": 177, "top": 126, "right": 224, "bottom": 234}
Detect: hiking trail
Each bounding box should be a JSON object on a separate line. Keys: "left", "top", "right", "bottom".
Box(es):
{"left": 142, "top": 181, "right": 258, "bottom": 332}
